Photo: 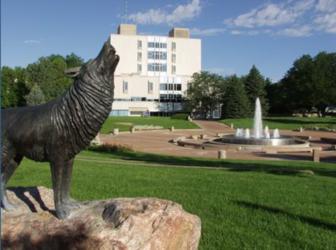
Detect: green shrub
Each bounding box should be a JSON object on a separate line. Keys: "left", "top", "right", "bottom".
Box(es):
{"left": 88, "top": 143, "right": 133, "bottom": 153}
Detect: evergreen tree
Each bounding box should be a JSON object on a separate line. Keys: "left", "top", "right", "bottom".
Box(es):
{"left": 280, "top": 52, "right": 336, "bottom": 115}
{"left": 25, "top": 84, "right": 46, "bottom": 106}
{"left": 244, "top": 65, "right": 269, "bottom": 116}
{"left": 222, "top": 76, "right": 250, "bottom": 118}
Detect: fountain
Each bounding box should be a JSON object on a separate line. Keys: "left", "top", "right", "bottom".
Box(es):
{"left": 175, "top": 97, "right": 309, "bottom": 151}
{"left": 208, "top": 97, "right": 309, "bottom": 148}
{"left": 253, "top": 98, "right": 263, "bottom": 139}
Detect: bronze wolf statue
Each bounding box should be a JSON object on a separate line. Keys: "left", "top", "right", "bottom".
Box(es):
{"left": 1, "top": 40, "right": 119, "bottom": 219}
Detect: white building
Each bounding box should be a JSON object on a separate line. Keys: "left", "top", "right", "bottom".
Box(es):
{"left": 110, "top": 24, "right": 201, "bottom": 116}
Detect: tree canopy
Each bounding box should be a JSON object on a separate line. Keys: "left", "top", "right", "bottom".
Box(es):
{"left": 25, "top": 84, "right": 46, "bottom": 106}
{"left": 276, "top": 52, "right": 336, "bottom": 115}
{"left": 186, "top": 71, "right": 224, "bottom": 118}
{"left": 187, "top": 67, "right": 269, "bottom": 119}
{"left": 221, "top": 76, "right": 250, "bottom": 118}
{"left": 1, "top": 53, "right": 84, "bottom": 108}
{"left": 244, "top": 65, "right": 269, "bottom": 116}
{"left": 1, "top": 66, "right": 28, "bottom": 108}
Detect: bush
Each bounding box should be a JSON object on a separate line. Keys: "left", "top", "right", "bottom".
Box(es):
{"left": 171, "top": 113, "right": 189, "bottom": 120}
{"left": 88, "top": 143, "right": 133, "bottom": 153}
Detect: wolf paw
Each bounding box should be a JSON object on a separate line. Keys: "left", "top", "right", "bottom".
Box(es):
{"left": 1, "top": 197, "right": 18, "bottom": 211}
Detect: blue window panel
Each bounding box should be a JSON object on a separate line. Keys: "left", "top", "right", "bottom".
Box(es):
{"left": 110, "top": 110, "right": 129, "bottom": 116}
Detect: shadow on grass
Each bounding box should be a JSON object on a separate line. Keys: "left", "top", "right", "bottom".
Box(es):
{"left": 259, "top": 152, "right": 336, "bottom": 164}
{"left": 235, "top": 200, "right": 336, "bottom": 232}
{"left": 88, "top": 147, "right": 336, "bottom": 178}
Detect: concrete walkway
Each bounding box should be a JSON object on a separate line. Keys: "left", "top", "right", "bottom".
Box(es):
{"left": 99, "top": 120, "right": 336, "bottom": 163}
{"left": 192, "top": 120, "right": 232, "bottom": 135}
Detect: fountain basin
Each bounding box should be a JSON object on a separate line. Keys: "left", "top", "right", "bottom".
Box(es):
{"left": 213, "top": 134, "right": 307, "bottom": 146}
{"left": 174, "top": 134, "right": 311, "bottom": 152}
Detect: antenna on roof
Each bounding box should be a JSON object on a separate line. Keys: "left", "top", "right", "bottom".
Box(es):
{"left": 123, "top": 0, "right": 128, "bottom": 23}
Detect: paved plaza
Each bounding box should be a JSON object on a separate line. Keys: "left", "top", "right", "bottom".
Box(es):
{"left": 100, "top": 120, "right": 336, "bottom": 163}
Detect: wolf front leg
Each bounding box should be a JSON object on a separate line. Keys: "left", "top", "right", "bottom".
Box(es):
{"left": 50, "top": 158, "right": 79, "bottom": 219}
{"left": 1, "top": 145, "right": 23, "bottom": 210}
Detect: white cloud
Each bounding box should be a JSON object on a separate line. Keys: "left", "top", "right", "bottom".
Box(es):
{"left": 316, "top": 0, "right": 336, "bottom": 13}
{"left": 225, "top": 0, "right": 314, "bottom": 28}
{"left": 231, "top": 29, "right": 272, "bottom": 36}
{"left": 314, "top": 12, "right": 336, "bottom": 33}
{"left": 224, "top": 0, "right": 336, "bottom": 37}
{"left": 24, "top": 40, "right": 41, "bottom": 44}
{"left": 231, "top": 30, "right": 242, "bottom": 35}
{"left": 190, "top": 27, "right": 225, "bottom": 36}
{"left": 277, "top": 25, "right": 313, "bottom": 37}
{"left": 128, "top": 0, "right": 201, "bottom": 25}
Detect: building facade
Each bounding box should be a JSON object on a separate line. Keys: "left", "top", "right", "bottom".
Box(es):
{"left": 110, "top": 24, "right": 201, "bottom": 116}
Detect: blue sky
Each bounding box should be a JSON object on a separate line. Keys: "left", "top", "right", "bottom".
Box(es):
{"left": 1, "top": 0, "right": 335, "bottom": 81}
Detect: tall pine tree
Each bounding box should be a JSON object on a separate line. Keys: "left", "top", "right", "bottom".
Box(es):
{"left": 245, "top": 65, "right": 269, "bottom": 116}
{"left": 221, "top": 76, "right": 250, "bottom": 118}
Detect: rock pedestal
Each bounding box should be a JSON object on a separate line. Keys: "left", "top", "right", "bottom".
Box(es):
{"left": 1, "top": 187, "right": 201, "bottom": 250}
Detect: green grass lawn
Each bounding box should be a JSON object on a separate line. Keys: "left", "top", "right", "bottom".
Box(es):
{"left": 8, "top": 150, "right": 336, "bottom": 249}
{"left": 221, "top": 116, "right": 336, "bottom": 130}
{"left": 100, "top": 116, "right": 199, "bottom": 133}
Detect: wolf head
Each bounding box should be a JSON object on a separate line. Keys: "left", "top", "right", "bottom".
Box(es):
{"left": 80, "top": 39, "right": 119, "bottom": 90}
{"left": 95, "top": 39, "right": 119, "bottom": 78}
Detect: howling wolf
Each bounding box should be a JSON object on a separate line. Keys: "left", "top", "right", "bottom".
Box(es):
{"left": 1, "top": 40, "right": 119, "bottom": 219}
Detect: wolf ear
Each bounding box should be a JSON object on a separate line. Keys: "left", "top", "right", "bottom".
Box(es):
{"left": 64, "top": 67, "right": 81, "bottom": 78}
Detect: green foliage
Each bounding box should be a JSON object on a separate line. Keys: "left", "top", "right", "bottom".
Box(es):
{"left": 221, "top": 76, "right": 250, "bottom": 118}
{"left": 187, "top": 69, "right": 270, "bottom": 119}
{"left": 244, "top": 65, "right": 269, "bottom": 116}
{"left": 1, "top": 66, "right": 28, "bottom": 108}
{"left": 1, "top": 53, "right": 84, "bottom": 108}
{"left": 25, "top": 84, "right": 46, "bottom": 105}
{"left": 187, "top": 71, "right": 225, "bottom": 118}
{"left": 276, "top": 52, "right": 336, "bottom": 115}
{"left": 65, "top": 53, "right": 84, "bottom": 68}
{"left": 266, "top": 78, "right": 287, "bottom": 115}
{"left": 25, "top": 55, "right": 73, "bottom": 101}
{"left": 9, "top": 151, "right": 336, "bottom": 249}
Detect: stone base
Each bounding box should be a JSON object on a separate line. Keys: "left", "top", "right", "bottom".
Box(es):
{"left": 1, "top": 187, "right": 201, "bottom": 250}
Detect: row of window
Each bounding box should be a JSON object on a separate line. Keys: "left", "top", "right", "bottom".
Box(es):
{"left": 122, "top": 81, "right": 154, "bottom": 94}
{"left": 160, "top": 94, "right": 182, "bottom": 102}
{"left": 122, "top": 81, "right": 182, "bottom": 94}
{"left": 137, "top": 41, "right": 176, "bottom": 51}
{"left": 110, "top": 110, "right": 129, "bottom": 116}
{"left": 148, "top": 51, "right": 167, "bottom": 60}
{"left": 137, "top": 64, "right": 176, "bottom": 74}
{"left": 160, "top": 83, "right": 182, "bottom": 91}
{"left": 138, "top": 52, "right": 175, "bottom": 63}
{"left": 148, "top": 63, "right": 167, "bottom": 72}
{"left": 148, "top": 42, "right": 167, "bottom": 49}
{"left": 137, "top": 63, "right": 176, "bottom": 75}
{"left": 114, "top": 96, "right": 183, "bottom": 102}
{"left": 115, "top": 98, "right": 160, "bottom": 102}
